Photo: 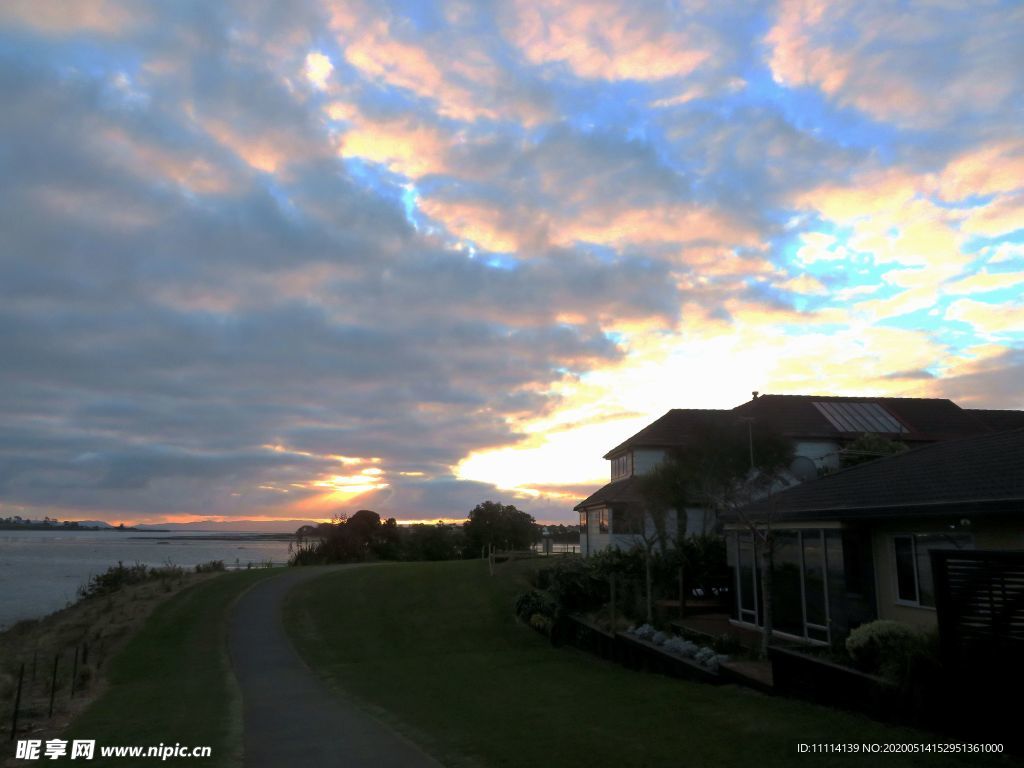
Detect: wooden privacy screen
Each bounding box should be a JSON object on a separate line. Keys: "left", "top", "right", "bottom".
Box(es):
{"left": 931, "top": 549, "right": 1024, "bottom": 680}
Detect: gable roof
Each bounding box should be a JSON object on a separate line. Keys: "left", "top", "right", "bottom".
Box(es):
{"left": 727, "top": 428, "right": 1024, "bottom": 523}
{"left": 731, "top": 394, "right": 990, "bottom": 442}
{"left": 573, "top": 476, "right": 648, "bottom": 511}
{"left": 603, "top": 409, "right": 732, "bottom": 459}
{"left": 602, "top": 394, "right": 1005, "bottom": 461}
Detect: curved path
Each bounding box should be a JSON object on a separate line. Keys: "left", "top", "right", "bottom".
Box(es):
{"left": 228, "top": 566, "right": 442, "bottom": 768}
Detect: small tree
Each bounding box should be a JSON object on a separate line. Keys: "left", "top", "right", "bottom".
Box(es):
{"left": 654, "top": 420, "right": 792, "bottom": 657}
{"left": 463, "top": 500, "right": 540, "bottom": 555}
{"left": 637, "top": 453, "right": 702, "bottom": 620}
{"left": 840, "top": 432, "right": 908, "bottom": 468}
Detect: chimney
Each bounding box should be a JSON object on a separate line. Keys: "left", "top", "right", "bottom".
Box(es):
{"left": 752, "top": 391, "right": 759, "bottom": 400}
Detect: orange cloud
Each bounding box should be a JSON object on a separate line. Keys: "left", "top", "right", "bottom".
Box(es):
{"left": 947, "top": 299, "right": 1024, "bottom": 337}
{"left": 337, "top": 111, "right": 453, "bottom": 179}
{"left": 503, "top": 0, "right": 711, "bottom": 82}
{"left": 419, "top": 195, "right": 757, "bottom": 254}
{"left": 933, "top": 140, "right": 1024, "bottom": 203}
{"left": 328, "top": 5, "right": 511, "bottom": 123}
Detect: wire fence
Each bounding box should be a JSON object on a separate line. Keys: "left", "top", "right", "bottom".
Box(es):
{"left": 6, "top": 638, "right": 98, "bottom": 741}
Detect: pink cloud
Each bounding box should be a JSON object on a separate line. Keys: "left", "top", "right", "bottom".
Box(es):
{"left": 326, "top": 1, "right": 549, "bottom": 124}
{"left": 502, "top": 0, "right": 712, "bottom": 82}
{"left": 765, "top": 0, "right": 1023, "bottom": 128}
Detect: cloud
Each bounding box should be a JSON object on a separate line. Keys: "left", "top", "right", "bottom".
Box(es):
{"left": 0, "top": 0, "right": 143, "bottom": 37}
{"left": 1, "top": 0, "right": 1021, "bottom": 527}
{"left": 304, "top": 51, "right": 334, "bottom": 91}
{"left": 935, "top": 347, "right": 1024, "bottom": 408}
{"left": 502, "top": 0, "right": 713, "bottom": 82}
{"left": 765, "top": 0, "right": 1024, "bottom": 129}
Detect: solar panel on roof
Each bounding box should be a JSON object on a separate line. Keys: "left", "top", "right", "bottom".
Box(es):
{"left": 813, "top": 401, "right": 906, "bottom": 434}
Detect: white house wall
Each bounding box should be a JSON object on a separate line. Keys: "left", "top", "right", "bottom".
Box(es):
{"left": 793, "top": 440, "right": 842, "bottom": 471}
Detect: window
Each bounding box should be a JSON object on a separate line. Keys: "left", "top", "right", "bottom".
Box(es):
{"left": 893, "top": 533, "right": 972, "bottom": 607}
{"left": 598, "top": 509, "right": 609, "bottom": 534}
{"left": 610, "top": 454, "right": 632, "bottom": 480}
{"left": 579, "top": 511, "right": 587, "bottom": 533}
{"left": 613, "top": 507, "right": 640, "bottom": 535}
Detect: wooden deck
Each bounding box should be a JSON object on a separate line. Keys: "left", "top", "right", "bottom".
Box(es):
{"left": 669, "top": 612, "right": 763, "bottom": 652}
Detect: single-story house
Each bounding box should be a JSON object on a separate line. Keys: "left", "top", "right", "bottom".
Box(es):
{"left": 575, "top": 393, "right": 1022, "bottom": 556}
{"left": 720, "top": 428, "right": 1024, "bottom": 645}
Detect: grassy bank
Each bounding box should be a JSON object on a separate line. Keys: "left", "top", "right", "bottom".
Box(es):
{"left": 2, "top": 568, "right": 218, "bottom": 742}
{"left": 284, "top": 559, "right": 1007, "bottom": 768}
{"left": 59, "top": 568, "right": 280, "bottom": 767}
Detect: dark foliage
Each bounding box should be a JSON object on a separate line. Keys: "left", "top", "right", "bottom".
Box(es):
{"left": 462, "top": 500, "right": 540, "bottom": 554}
{"left": 77, "top": 561, "right": 185, "bottom": 599}
{"left": 839, "top": 432, "right": 909, "bottom": 469}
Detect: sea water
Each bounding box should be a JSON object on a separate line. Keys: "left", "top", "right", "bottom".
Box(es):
{"left": 0, "top": 529, "right": 294, "bottom": 630}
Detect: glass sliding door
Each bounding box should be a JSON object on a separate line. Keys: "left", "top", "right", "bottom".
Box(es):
{"left": 802, "top": 530, "right": 830, "bottom": 642}
{"left": 736, "top": 532, "right": 758, "bottom": 625}
{"left": 736, "top": 528, "right": 833, "bottom": 644}
{"left": 772, "top": 531, "right": 804, "bottom": 636}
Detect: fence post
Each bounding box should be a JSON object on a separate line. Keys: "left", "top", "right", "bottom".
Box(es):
{"left": 9, "top": 663, "right": 24, "bottom": 741}
{"left": 71, "top": 645, "right": 80, "bottom": 698}
{"left": 48, "top": 655, "right": 59, "bottom": 718}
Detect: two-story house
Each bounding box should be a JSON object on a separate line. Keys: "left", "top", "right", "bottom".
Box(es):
{"left": 575, "top": 393, "right": 1023, "bottom": 557}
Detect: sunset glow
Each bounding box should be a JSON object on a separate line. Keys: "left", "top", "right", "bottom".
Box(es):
{"left": 1, "top": 1, "right": 1021, "bottom": 526}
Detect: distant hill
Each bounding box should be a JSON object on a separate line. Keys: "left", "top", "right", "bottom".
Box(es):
{"left": 135, "top": 519, "right": 320, "bottom": 533}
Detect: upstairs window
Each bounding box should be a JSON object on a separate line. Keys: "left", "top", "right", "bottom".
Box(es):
{"left": 611, "top": 454, "right": 632, "bottom": 480}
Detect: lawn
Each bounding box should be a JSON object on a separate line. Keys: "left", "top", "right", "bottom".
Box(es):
{"left": 61, "top": 568, "right": 281, "bottom": 767}
{"left": 284, "top": 559, "right": 1012, "bottom": 768}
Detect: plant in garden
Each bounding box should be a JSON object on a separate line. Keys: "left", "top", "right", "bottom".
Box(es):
{"left": 845, "top": 620, "right": 929, "bottom": 681}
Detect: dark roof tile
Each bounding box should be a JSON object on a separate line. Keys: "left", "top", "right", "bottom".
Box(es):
{"left": 574, "top": 476, "right": 647, "bottom": 510}
{"left": 730, "top": 428, "right": 1024, "bottom": 522}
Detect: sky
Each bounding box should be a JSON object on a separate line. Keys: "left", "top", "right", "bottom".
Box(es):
{"left": 1, "top": 0, "right": 1022, "bottom": 527}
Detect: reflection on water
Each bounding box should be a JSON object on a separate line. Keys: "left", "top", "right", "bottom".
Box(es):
{"left": 0, "top": 529, "right": 293, "bottom": 630}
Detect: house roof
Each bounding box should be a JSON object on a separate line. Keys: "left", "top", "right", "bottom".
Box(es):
{"left": 574, "top": 476, "right": 648, "bottom": 511}
{"left": 603, "top": 409, "right": 733, "bottom": 459}
{"left": 602, "top": 395, "right": 1004, "bottom": 461}
{"left": 731, "top": 394, "right": 991, "bottom": 442}
{"left": 725, "top": 428, "right": 1024, "bottom": 523}
{"left": 966, "top": 409, "right": 1024, "bottom": 433}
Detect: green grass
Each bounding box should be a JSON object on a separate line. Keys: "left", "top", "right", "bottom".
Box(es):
{"left": 64, "top": 568, "right": 281, "bottom": 767}
{"left": 284, "top": 559, "right": 1012, "bottom": 768}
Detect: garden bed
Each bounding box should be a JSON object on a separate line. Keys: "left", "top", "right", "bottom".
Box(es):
{"left": 769, "top": 645, "right": 899, "bottom": 720}
{"left": 616, "top": 632, "right": 724, "bottom": 685}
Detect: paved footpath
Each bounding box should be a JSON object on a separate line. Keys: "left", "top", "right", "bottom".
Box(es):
{"left": 228, "top": 566, "right": 442, "bottom": 768}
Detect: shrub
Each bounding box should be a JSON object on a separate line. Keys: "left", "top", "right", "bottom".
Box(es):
{"left": 529, "top": 613, "right": 554, "bottom": 636}
{"left": 845, "top": 620, "right": 928, "bottom": 680}
{"left": 535, "top": 558, "right": 608, "bottom": 617}
{"left": 78, "top": 562, "right": 152, "bottom": 598}
{"left": 77, "top": 561, "right": 185, "bottom": 599}
{"left": 514, "top": 589, "right": 556, "bottom": 622}
{"left": 195, "top": 560, "right": 225, "bottom": 573}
